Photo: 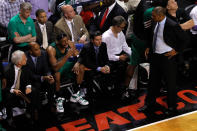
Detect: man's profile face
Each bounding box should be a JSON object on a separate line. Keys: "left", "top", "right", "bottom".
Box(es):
{"left": 21, "top": 9, "right": 31, "bottom": 19}
{"left": 59, "top": 37, "right": 69, "bottom": 48}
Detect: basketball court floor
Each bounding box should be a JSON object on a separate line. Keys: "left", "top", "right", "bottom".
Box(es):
{"left": 1, "top": 74, "right": 197, "bottom": 131}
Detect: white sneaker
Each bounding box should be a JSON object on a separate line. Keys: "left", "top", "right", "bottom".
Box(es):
{"left": 70, "top": 92, "right": 89, "bottom": 105}
{"left": 56, "top": 97, "right": 65, "bottom": 113}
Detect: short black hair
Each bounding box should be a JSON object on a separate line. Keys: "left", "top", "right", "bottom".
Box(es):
{"left": 56, "top": 33, "right": 67, "bottom": 41}
{"left": 112, "top": 16, "right": 127, "bottom": 26}
{"left": 36, "top": 9, "right": 45, "bottom": 17}
{"left": 90, "top": 31, "right": 102, "bottom": 40}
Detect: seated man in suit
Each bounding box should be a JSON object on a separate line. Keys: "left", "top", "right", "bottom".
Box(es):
{"left": 4, "top": 50, "right": 38, "bottom": 126}
{"left": 89, "top": 0, "right": 128, "bottom": 33}
{"left": 54, "top": 5, "right": 89, "bottom": 44}
{"left": 35, "top": 9, "right": 55, "bottom": 49}
{"left": 102, "top": 16, "right": 132, "bottom": 95}
{"left": 47, "top": 33, "right": 89, "bottom": 111}
{"left": 73, "top": 31, "right": 110, "bottom": 97}
{"left": 26, "top": 42, "right": 55, "bottom": 112}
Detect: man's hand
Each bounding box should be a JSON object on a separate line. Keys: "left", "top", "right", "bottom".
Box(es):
{"left": 25, "top": 88, "right": 32, "bottom": 94}
{"left": 72, "top": 62, "right": 80, "bottom": 75}
{"left": 78, "top": 35, "right": 86, "bottom": 44}
{"left": 13, "top": 89, "right": 22, "bottom": 96}
{"left": 43, "top": 75, "right": 55, "bottom": 84}
{"left": 145, "top": 48, "right": 150, "bottom": 60}
{"left": 66, "top": 48, "right": 74, "bottom": 58}
{"left": 119, "top": 54, "right": 128, "bottom": 61}
{"left": 100, "top": 65, "right": 110, "bottom": 74}
{"left": 164, "top": 49, "right": 177, "bottom": 59}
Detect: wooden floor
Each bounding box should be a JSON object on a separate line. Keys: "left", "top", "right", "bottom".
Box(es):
{"left": 129, "top": 110, "right": 197, "bottom": 131}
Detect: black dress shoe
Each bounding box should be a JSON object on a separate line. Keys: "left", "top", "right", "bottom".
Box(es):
{"left": 164, "top": 107, "right": 177, "bottom": 116}
{"left": 138, "top": 104, "right": 149, "bottom": 112}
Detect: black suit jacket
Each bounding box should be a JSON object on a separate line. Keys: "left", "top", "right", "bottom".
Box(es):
{"left": 78, "top": 42, "right": 109, "bottom": 70}
{"left": 92, "top": 2, "right": 128, "bottom": 33}
{"left": 148, "top": 17, "right": 188, "bottom": 53}
{"left": 4, "top": 64, "right": 32, "bottom": 93}
{"left": 34, "top": 21, "right": 55, "bottom": 46}
{"left": 26, "top": 50, "right": 51, "bottom": 83}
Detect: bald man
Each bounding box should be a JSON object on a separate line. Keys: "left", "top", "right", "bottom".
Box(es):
{"left": 26, "top": 42, "right": 55, "bottom": 111}
{"left": 54, "top": 5, "right": 89, "bottom": 44}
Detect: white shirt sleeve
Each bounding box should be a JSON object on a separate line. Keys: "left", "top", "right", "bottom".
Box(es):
{"left": 102, "top": 35, "right": 120, "bottom": 61}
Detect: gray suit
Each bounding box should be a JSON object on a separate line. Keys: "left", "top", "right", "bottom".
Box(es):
{"left": 54, "top": 15, "right": 89, "bottom": 43}
{"left": 35, "top": 21, "right": 55, "bottom": 47}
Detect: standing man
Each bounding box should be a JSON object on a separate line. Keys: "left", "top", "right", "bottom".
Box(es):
{"left": 8, "top": 2, "right": 36, "bottom": 52}
{"left": 138, "top": 7, "right": 187, "bottom": 114}
{"left": 35, "top": 9, "right": 55, "bottom": 49}
{"left": 0, "top": 0, "right": 24, "bottom": 37}
{"left": 102, "top": 16, "right": 131, "bottom": 93}
{"left": 54, "top": 5, "right": 89, "bottom": 44}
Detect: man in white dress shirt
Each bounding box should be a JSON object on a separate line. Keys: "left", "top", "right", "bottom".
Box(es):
{"left": 102, "top": 15, "right": 132, "bottom": 93}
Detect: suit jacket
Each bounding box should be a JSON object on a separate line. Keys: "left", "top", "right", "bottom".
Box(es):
{"left": 93, "top": 2, "right": 128, "bottom": 33}
{"left": 78, "top": 42, "right": 109, "bottom": 70}
{"left": 4, "top": 64, "right": 32, "bottom": 93}
{"left": 26, "top": 50, "right": 51, "bottom": 83}
{"left": 148, "top": 17, "right": 188, "bottom": 53}
{"left": 54, "top": 15, "right": 89, "bottom": 42}
{"left": 35, "top": 21, "right": 55, "bottom": 46}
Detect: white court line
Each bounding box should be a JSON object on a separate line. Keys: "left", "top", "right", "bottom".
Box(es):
{"left": 127, "top": 110, "right": 197, "bottom": 131}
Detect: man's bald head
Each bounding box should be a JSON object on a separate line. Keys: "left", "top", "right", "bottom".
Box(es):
{"left": 29, "top": 42, "right": 41, "bottom": 57}
{"left": 61, "top": 5, "right": 75, "bottom": 20}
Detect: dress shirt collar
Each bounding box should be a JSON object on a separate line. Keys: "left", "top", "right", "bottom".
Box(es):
{"left": 158, "top": 17, "right": 166, "bottom": 25}
{"left": 65, "top": 18, "right": 73, "bottom": 24}
{"left": 38, "top": 22, "right": 46, "bottom": 30}
{"left": 14, "top": 65, "right": 21, "bottom": 71}
{"left": 108, "top": 2, "right": 116, "bottom": 12}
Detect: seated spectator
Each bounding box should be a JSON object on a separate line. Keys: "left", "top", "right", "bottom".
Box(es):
{"left": 35, "top": 9, "right": 55, "bottom": 49}
{"left": 26, "top": 42, "right": 55, "bottom": 112}
{"left": 102, "top": 16, "right": 132, "bottom": 94}
{"left": 0, "top": 0, "right": 24, "bottom": 37}
{"left": 47, "top": 33, "right": 88, "bottom": 112}
{"left": 4, "top": 50, "right": 38, "bottom": 127}
{"left": 8, "top": 2, "right": 36, "bottom": 52}
{"left": 54, "top": 5, "right": 89, "bottom": 44}
{"left": 89, "top": 0, "right": 128, "bottom": 33}
{"left": 73, "top": 31, "right": 111, "bottom": 97}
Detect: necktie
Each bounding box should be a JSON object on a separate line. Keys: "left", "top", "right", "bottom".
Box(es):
{"left": 152, "top": 23, "right": 160, "bottom": 53}
{"left": 15, "top": 69, "right": 21, "bottom": 90}
{"left": 42, "top": 26, "right": 48, "bottom": 49}
{"left": 99, "top": 8, "right": 109, "bottom": 29}
{"left": 95, "top": 47, "right": 99, "bottom": 65}
{"left": 34, "top": 57, "right": 37, "bottom": 68}
{"left": 71, "top": 22, "right": 78, "bottom": 42}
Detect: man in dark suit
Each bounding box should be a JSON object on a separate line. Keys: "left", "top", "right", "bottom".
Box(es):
{"left": 89, "top": 0, "right": 128, "bottom": 33}
{"left": 4, "top": 50, "right": 38, "bottom": 126}
{"left": 35, "top": 9, "right": 55, "bottom": 49}
{"left": 73, "top": 31, "right": 110, "bottom": 96}
{"left": 26, "top": 42, "right": 55, "bottom": 110}
{"left": 138, "top": 6, "right": 187, "bottom": 114}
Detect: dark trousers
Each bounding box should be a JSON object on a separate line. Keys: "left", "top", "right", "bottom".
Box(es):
{"left": 84, "top": 70, "right": 111, "bottom": 95}
{"left": 145, "top": 53, "right": 177, "bottom": 108}
{"left": 5, "top": 88, "right": 38, "bottom": 119}
{"left": 32, "top": 81, "right": 55, "bottom": 107}
{"left": 109, "top": 60, "right": 128, "bottom": 87}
